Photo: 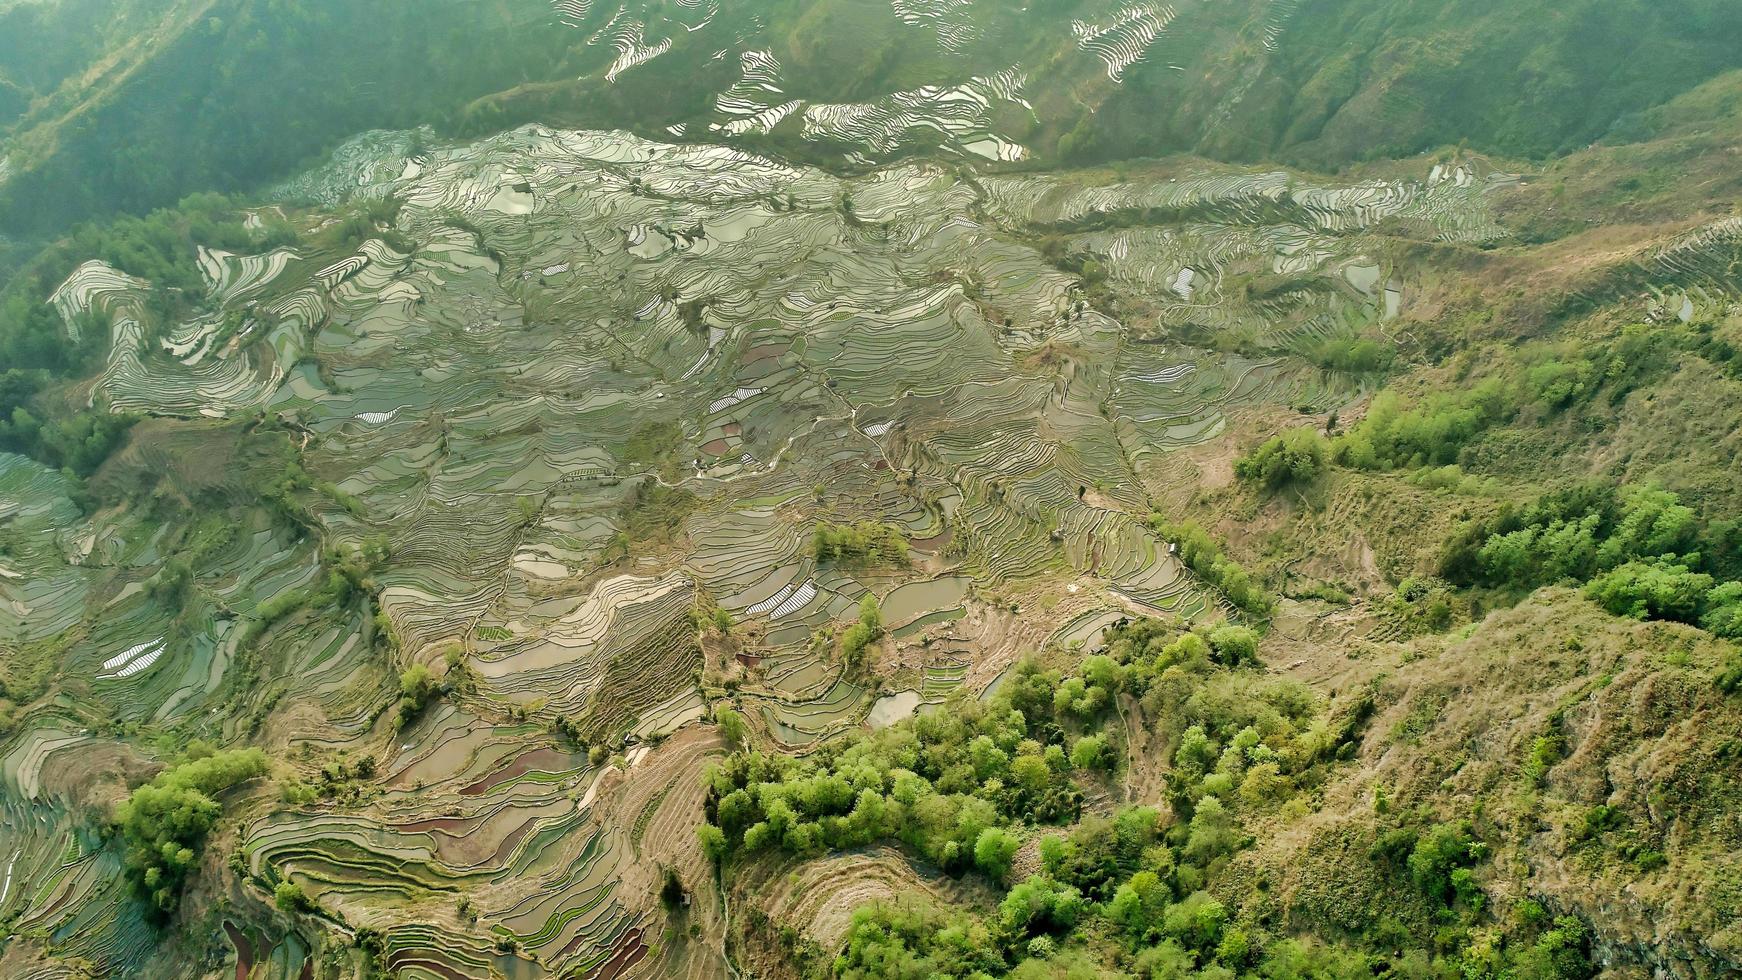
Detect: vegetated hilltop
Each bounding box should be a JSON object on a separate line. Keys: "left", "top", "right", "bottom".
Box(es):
{"left": 708, "top": 600, "right": 1741, "bottom": 979}
{"left": 1, "top": 2, "right": 1742, "bottom": 980}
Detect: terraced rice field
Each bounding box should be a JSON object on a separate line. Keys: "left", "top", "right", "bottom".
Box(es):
{"left": 1, "top": 108, "right": 1529, "bottom": 977}
{"left": 734, "top": 843, "right": 998, "bottom": 952}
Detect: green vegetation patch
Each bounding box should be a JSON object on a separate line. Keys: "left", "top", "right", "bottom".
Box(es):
{"left": 116, "top": 746, "right": 268, "bottom": 917}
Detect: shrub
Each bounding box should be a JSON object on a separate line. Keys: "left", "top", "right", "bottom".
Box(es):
{"left": 275, "top": 881, "right": 312, "bottom": 913}
{"left": 1526, "top": 358, "right": 1597, "bottom": 410}
{"left": 1386, "top": 577, "right": 1457, "bottom": 633}
{"left": 1407, "top": 821, "right": 1485, "bottom": 907}
{"left": 618, "top": 482, "right": 697, "bottom": 545}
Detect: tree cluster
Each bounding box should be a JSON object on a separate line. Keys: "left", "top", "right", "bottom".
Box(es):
{"left": 1441, "top": 483, "right": 1742, "bottom": 635}
{"left": 1234, "top": 427, "right": 1328, "bottom": 492}
{"left": 840, "top": 594, "right": 884, "bottom": 671}
{"left": 115, "top": 747, "right": 269, "bottom": 917}
{"left": 395, "top": 663, "right": 442, "bottom": 729}
{"left": 1150, "top": 519, "right": 1274, "bottom": 617}
{"left": 813, "top": 521, "right": 910, "bottom": 566}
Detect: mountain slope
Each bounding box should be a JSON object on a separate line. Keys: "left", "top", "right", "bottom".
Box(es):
{"left": 5, "top": 0, "right": 1742, "bottom": 236}
{"left": 1, "top": 4, "right": 1741, "bottom": 980}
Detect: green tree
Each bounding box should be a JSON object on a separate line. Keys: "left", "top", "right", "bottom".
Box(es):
{"left": 973, "top": 826, "right": 1022, "bottom": 881}
{"left": 1163, "top": 890, "right": 1227, "bottom": 955}
{"left": 1700, "top": 581, "right": 1742, "bottom": 638}
{"left": 714, "top": 704, "right": 748, "bottom": 747}
{"left": 813, "top": 521, "right": 910, "bottom": 566}
{"left": 1512, "top": 915, "right": 1596, "bottom": 980}
{"left": 395, "top": 663, "right": 441, "bottom": 727}
{"left": 1152, "top": 519, "right": 1274, "bottom": 617}
{"left": 858, "top": 593, "right": 883, "bottom": 635}
{"left": 696, "top": 824, "right": 727, "bottom": 865}
{"left": 999, "top": 875, "right": 1085, "bottom": 936}
{"left": 1070, "top": 734, "right": 1111, "bottom": 772}
{"left": 841, "top": 594, "right": 885, "bottom": 670}
{"left": 1600, "top": 486, "right": 1699, "bottom": 564}
{"left": 1107, "top": 869, "right": 1171, "bottom": 944}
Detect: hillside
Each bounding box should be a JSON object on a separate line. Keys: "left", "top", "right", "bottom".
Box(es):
{"left": 713, "top": 597, "right": 1742, "bottom": 978}
{"left": 4, "top": 0, "right": 1742, "bottom": 237}
{"left": 0, "top": 3, "right": 1741, "bottom": 980}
